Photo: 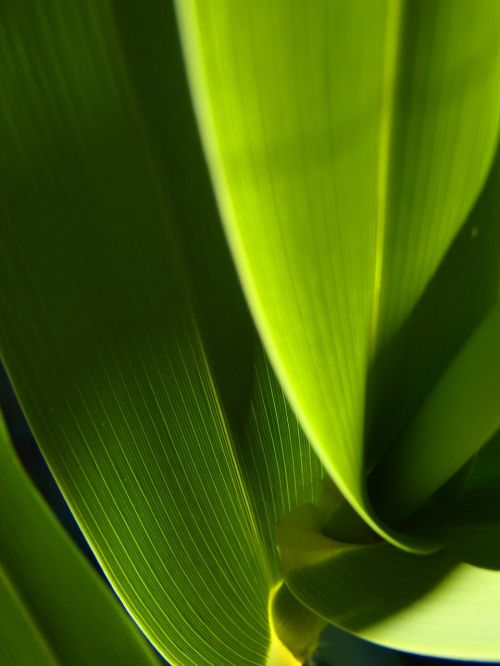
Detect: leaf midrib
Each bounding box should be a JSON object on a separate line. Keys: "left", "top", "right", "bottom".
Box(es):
{"left": 371, "top": 0, "right": 405, "bottom": 354}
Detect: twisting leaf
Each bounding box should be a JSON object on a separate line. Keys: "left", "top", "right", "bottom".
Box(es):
{"left": 370, "top": 298, "right": 500, "bottom": 524}
{"left": 285, "top": 532, "right": 500, "bottom": 662}
{"left": 366, "top": 145, "right": 500, "bottom": 468}
{"left": 277, "top": 140, "right": 500, "bottom": 659}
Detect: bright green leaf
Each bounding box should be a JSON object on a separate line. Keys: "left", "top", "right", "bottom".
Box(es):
{"left": 177, "top": 0, "right": 500, "bottom": 547}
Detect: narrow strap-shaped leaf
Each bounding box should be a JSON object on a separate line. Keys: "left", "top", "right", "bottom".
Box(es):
{"left": 0, "top": 411, "right": 157, "bottom": 666}
{"left": 177, "top": 0, "right": 500, "bottom": 545}
{"left": 0, "top": 567, "right": 59, "bottom": 666}
{"left": 0, "top": 3, "right": 324, "bottom": 664}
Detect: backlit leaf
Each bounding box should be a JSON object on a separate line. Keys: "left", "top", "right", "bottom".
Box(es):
{"left": 0, "top": 410, "right": 157, "bottom": 666}
{"left": 177, "top": 0, "right": 500, "bottom": 545}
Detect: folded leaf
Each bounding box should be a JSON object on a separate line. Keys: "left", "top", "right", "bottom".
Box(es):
{"left": 177, "top": 0, "right": 500, "bottom": 544}
{"left": 366, "top": 141, "right": 500, "bottom": 525}
{"left": 0, "top": 410, "right": 156, "bottom": 666}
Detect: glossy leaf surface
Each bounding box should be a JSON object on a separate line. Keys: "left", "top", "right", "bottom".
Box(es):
{"left": 2, "top": 0, "right": 500, "bottom": 663}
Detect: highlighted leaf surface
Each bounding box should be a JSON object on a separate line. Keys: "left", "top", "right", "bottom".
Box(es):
{"left": 2, "top": 1, "right": 500, "bottom": 664}
{"left": 177, "top": 0, "right": 500, "bottom": 542}
{"left": 280, "top": 145, "right": 500, "bottom": 659}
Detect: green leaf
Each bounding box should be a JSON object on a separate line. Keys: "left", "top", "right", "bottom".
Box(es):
{"left": 369, "top": 298, "right": 500, "bottom": 525}
{"left": 365, "top": 142, "right": 500, "bottom": 525}
{"left": 0, "top": 2, "right": 324, "bottom": 664}
{"left": 365, "top": 143, "right": 500, "bottom": 475}
{"left": 275, "top": 133, "right": 500, "bottom": 660}
{"left": 0, "top": 410, "right": 157, "bottom": 666}
{"left": 276, "top": 138, "right": 500, "bottom": 659}
{"left": 284, "top": 531, "right": 500, "bottom": 661}
{"left": 0, "top": 569, "right": 58, "bottom": 666}
{"left": 446, "top": 430, "right": 500, "bottom": 530}
{"left": 3, "top": 1, "right": 500, "bottom": 663}
{"left": 176, "top": 0, "right": 500, "bottom": 546}
{"left": 266, "top": 118, "right": 500, "bottom": 661}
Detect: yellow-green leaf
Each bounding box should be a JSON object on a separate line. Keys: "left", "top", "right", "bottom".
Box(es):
{"left": 177, "top": 0, "right": 500, "bottom": 547}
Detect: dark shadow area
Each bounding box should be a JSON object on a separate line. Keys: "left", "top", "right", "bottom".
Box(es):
{"left": 316, "top": 623, "right": 404, "bottom": 665}
{"left": 0, "top": 363, "right": 98, "bottom": 568}
{"left": 367, "top": 145, "right": 500, "bottom": 466}
{"left": 290, "top": 542, "right": 455, "bottom": 633}
{"left": 110, "top": 0, "right": 258, "bottom": 435}
{"left": 446, "top": 430, "right": 500, "bottom": 532}
{"left": 365, "top": 144, "right": 500, "bottom": 531}
{"left": 450, "top": 528, "right": 500, "bottom": 572}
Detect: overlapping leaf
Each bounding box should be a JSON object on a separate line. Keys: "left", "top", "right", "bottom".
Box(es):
{"left": 0, "top": 2, "right": 324, "bottom": 664}
{"left": 285, "top": 532, "right": 500, "bottom": 662}
{"left": 177, "top": 0, "right": 500, "bottom": 545}
{"left": 2, "top": 1, "right": 500, "bottom": 663}
{"left": 0, "top": 410, "right": 157, "bottom": 666}
{"left": 274, "top": 134, "right": 500, "bottom": 660}
{"left": 446, "top": 432, "right": 500, "bottom": 530}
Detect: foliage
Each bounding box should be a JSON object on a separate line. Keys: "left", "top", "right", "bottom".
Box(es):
{"left": 0, "top": 1, "right": 499, "bottom": 665}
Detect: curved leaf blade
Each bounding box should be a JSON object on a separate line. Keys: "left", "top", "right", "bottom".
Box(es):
{"left": 0, "top": 411, "right": 157, "bottom": 666}
{"left": 0, "top": 3, "right": 323, "bottom": 664}
{"left": 367, "top": 145, "right": 500, "bottom": 466}
{"left": 177, "top": 0, "right": 500, "bottom": 544}
{"left": 285, "top": 534, "right": 500, "bottom": 661}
